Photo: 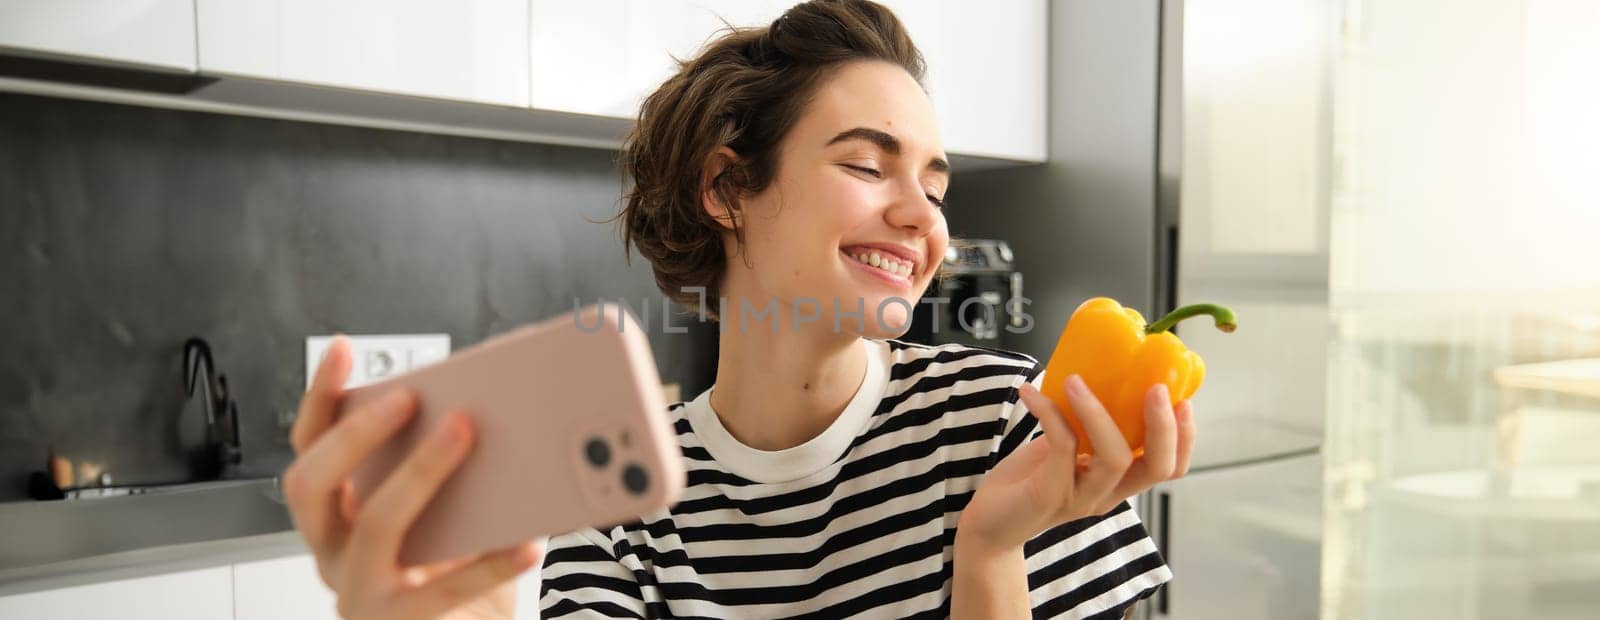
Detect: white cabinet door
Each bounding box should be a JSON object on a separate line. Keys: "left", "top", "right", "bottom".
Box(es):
{"left": 196, "top": 0, "right": 530, "bottom": 107}
{"left": 0, "top": 566, "right": 232, "bottom": 620}
{"left": 528, "top": 0, "right": 633, "bottom": 117}
{"left": 931, "top": 0, "right": 1047, "bottom": 163}
{"left": 529, "top": 0, "right": 790, "bottom": 119}
{"left": 0, "top": 0, "right": 196, "bottom": 71}
{"left": 878, "top": 0, "right": 1048, "bottom": 163}
{"left": 232, "top": 553, "right": 341, "bottom": 620}
{"left": 528, "top": 0, "right": 1044, "bottom": 162}
{"left": 235, "top": 552, "right": 546, "bottom": 620}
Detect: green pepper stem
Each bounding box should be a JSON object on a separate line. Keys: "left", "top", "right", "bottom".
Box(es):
{"left": 1145, "top": 303, "right": 1238, "bottom": 334}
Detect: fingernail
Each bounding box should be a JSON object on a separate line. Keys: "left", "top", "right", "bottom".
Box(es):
{"left": 1066, "top": 375, "right": 1089, "bottom": 397}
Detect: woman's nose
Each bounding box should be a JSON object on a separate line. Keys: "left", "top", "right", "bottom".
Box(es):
{"left": 884, "top": 180, "right": 940, "bottom": 233}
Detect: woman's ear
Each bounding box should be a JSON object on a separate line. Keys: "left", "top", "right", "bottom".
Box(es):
{"left": 702, "top": 146, "right": 741, "bottom": 230}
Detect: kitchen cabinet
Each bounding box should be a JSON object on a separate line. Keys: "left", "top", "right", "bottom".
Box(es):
{"left": 232, "top": 554, "right": 340, "bottom": 620}
{"left": 0, "top": 566, "right": 233, "bottom": 619}
{"left": 529, "top": 0, "right": 792, "bottom": 119}
{"left": 0, "top": 0, "right": 196, "bottom": 71}
{"left": 884, "top": 0, "right": 1048, "bottom": 163}
{"left": 529, "top": 0, "right": 1046, "bottom": 164}
{"left": 195, "top": 0, "right": 530, "bottom": 107}
{"left": 2, "top": 1, "right": 1043, "bottom": 165}
{"left": 233, "top": 552, "right": 546, "bottom": 620}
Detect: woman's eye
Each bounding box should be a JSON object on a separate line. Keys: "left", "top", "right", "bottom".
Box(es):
{"left": 926, "top": 194, "right": 946, "bottom": 209}
{"left": 843, "top": 164, "right": 882, "bottom": 178}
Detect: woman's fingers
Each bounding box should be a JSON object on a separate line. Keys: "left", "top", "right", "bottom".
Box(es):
{"left": 1135, "top": 385, "right": 1178, "bottom": 481}
{"left": 1060, "top": 375, "right": 1133, "bottom": 503}
{"left": 283, "top": 388, "right": 417, "bottom": 552}
{"left": 1109, "top": 385, "right": 1179, "bottom": 502}
{"left": 348, "top": 411, "right": 475, "bottom": 574}
{"left": 339, "top": 479, "right": 359, "bottom": 524}
{"left": 291, "top": 336, "right": 352, "bottom": 455}
{"left": 411, "top": 540, "right": 544, "bottom": 619}
{"left": 1172, "top": 400, "right": 1196, "bottom": 478}
{"left": 402, "top": 549, "right": 488, "bottom": 589}
{"left": 1018, "top": 382, "right": 1079, "bottom": 482}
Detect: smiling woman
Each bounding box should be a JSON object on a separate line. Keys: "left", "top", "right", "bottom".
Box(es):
{"left": 535, "top": 1, "right": 1186, "bottom": 619}
{"left": 615, "top": 3, "right": 946, "bottom": 330}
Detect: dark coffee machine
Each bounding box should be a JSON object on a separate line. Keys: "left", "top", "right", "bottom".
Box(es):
{"left": 901, "top": 239, "right": 1025, "bottom": 348}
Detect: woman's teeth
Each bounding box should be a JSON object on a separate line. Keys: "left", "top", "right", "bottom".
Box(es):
{"left": 851, "top": 251, "right": 913, "bottom": 278}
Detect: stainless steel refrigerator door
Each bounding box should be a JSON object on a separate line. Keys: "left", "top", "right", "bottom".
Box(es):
{"left": 1157, "top": 0, "right": 1337, "bottom": 466}
{"left": 1148, "top": 0, "right": 1340, "bottom": 618}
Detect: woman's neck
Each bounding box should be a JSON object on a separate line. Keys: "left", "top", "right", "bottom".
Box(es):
{"left": 708, "top": 303, "right": 868, "bottom": 452}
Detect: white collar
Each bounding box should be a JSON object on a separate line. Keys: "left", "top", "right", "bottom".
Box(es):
{"left": 683, "top": 338, "right": 892, "bottom": 484}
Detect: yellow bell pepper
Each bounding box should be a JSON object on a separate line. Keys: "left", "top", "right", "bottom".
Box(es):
{"left": 1039, "top": 297, "right": 1237, "bottom": 458}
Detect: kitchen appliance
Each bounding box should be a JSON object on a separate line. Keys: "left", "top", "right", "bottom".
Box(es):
{"left": 1140, "top": 1, "right": 1334, "bottom": 618}
{"left": 901, "top": 238, "right": 1025, "bottom": 349}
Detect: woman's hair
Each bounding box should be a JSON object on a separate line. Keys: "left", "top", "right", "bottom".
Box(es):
{"left": 615, "top": 0, "right": 926, "bottom": 317}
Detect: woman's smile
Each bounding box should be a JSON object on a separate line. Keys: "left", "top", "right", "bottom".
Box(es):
{"left": 839, "top": 245, "right": 917, "bottom": 291}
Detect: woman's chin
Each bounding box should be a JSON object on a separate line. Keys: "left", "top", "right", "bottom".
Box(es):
{"left": 872, "top": 306, "right": 913, "bottom": 337}
{"left": 793, "top": 287, "right": 920, "bottom": 338}
{"left": 842, "top": 295, "right": 914, "bottom": 339}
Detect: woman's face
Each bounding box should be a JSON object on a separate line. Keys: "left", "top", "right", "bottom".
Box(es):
{"left": 717, "top": 60, "right": 950, "bottom": 338}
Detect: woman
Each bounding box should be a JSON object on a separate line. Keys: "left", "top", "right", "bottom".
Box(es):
{"left": 285, "top": 1, "right": 1194, "bottom": 618}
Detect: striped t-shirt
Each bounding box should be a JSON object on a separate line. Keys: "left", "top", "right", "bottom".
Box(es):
{"left": 539, "top": 337, "right": 1172, "bottom": 618}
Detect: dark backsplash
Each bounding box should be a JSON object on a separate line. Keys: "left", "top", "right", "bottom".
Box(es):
{"left": 0, "top": 93, "right": 718, "bottom": 502}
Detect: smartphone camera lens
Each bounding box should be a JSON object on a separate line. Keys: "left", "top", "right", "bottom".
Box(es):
{"left": 584, "top": 437, "right": 611, "bottom": 468}
{"left": 621, "top": 464, "right": 650, "bottom": 496}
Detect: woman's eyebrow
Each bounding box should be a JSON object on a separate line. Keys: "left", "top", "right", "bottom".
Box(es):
{"left": 826, "top": 127, "right": 951, "bottom": 175}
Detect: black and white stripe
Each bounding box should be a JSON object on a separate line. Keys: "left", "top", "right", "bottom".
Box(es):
{"left": 540, "top": 339, "right": 1171, "bottom": 618}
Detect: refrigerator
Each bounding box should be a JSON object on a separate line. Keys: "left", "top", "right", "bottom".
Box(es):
{"left": 942, "top": 2, "right": 1333, "bottom": 616}
{"left": 1142, "top": 0, "right": 1337, "bottom": 618}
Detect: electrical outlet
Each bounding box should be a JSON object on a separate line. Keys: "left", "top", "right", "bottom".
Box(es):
{"left": 305, "top": 334, "right": 451, "bottom": 390}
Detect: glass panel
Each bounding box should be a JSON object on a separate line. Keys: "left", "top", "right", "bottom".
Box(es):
{"left": 1322, "top": 1, "right": 1600, "bottom": 619}
{"left": 1183, "top": 0, "right": 1330, "bottom": 256}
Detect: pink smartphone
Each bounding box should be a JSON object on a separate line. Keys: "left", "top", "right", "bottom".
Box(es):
{"left": 340, "top": 304, "right": 686, "bottom": 567}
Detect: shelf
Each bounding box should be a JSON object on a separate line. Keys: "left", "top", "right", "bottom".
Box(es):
{"left": 1495, "top": 358, "right": 1600, "bottom": 399}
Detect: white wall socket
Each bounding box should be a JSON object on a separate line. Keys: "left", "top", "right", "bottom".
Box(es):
{"left": 305, "top": 334, "right": 451, "bottom": 390}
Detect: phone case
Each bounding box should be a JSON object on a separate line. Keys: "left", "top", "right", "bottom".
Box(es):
{"left": 341, "top": 304, "right": 685, "bottom": 567}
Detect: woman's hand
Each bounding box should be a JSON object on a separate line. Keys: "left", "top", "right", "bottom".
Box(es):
{"left": 959, "top": 374, "right": 1196, "bottom": 552}
{"left": 283, "top": 337, "right": 544, "bottom": 620}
